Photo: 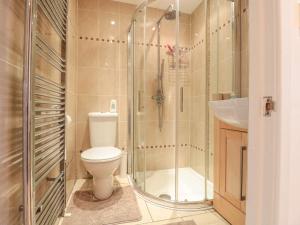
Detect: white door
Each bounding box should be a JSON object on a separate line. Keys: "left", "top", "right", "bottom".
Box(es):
{"left": 247, "top": 0, "right": 300, "bottom": 225}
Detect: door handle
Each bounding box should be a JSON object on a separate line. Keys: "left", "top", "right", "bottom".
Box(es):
{"left": 240, "top": 146, "right": 247, "bottom": 201}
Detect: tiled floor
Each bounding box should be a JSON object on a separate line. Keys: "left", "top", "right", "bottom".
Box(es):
{"left": 58, "top": 177, "right": 230, "bottom": 225}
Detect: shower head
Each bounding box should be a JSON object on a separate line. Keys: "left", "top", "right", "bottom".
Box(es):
{"left": 157, "top": 4, "right": 176, "bottom": 24}
{"left": 164, "top": 9, "right": 176, "bottom": 20}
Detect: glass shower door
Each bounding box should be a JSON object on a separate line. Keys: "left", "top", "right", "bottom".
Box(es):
{"left": 142, "top": 0, "right": 178, "bottom": 202}
{"left": 131, "top": 7, "right": 147, "bottom": 191}
{"left": 176, "top": 0, "right": 209, "bottom": 202}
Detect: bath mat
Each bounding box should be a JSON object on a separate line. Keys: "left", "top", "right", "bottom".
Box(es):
{"left": 165, "top": 221, "right": 197, "bottom": 225}
{"left": 62, "top": 186, "right": 142, "bottom": 225}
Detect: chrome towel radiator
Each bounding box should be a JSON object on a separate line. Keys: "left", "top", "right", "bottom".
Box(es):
{"left": 23, "top": 0, "right": 68, "bottom": 224}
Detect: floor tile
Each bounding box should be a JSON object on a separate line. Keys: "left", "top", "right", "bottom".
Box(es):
{"left": 121, "top": 196, "right": 152, "bottom": 225}
{"left": 145, "top": 201, "right": 211, "bottom": 221}
{"left": 182, "top": 212, "right": 230, "bottom": 225}
{"left": 114, "top": 175, "right": 131, "bottom": 187}
{"left": 143, "top": 218, "right": 183, "bottom": 225}
{"left": 60, "top": 179, "right": 227, "bottom": 225}
{"left": 115, "top": 175, "right": 130, "bottom": 185}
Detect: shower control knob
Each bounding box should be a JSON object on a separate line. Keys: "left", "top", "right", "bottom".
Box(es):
{"left": 152, "top": 94, "right": 165, "bottom": 105}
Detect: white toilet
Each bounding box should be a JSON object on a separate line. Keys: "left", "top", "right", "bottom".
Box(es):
{"left": 81, "top": 112, "right": 122, "bottom": 200}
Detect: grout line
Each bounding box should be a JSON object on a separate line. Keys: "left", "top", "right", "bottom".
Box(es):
{"left": 145, "top": 201, "right": 154, "bottom": 222}
{"left": 0, "top": 57, "right": 23, "bottom": 70}
{"left": 142, "top": 217, "right": 184, "bottom": 225}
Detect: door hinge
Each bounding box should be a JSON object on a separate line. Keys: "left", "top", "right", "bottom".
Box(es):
{"left": 264, "top": 96, "right": 275, "bottom": 117}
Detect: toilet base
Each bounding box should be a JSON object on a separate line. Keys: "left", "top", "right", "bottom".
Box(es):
{"left": 93, "top": 175, "right": 114, "bottom": 200}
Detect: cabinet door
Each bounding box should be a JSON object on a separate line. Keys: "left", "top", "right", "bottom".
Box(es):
{"left": 220, "top": 129, "right": 247, "bottom": 209}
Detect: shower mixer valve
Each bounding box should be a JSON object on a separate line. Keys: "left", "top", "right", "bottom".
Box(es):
{"left": 152, "top": 90, "right": 165, "bottom": 105}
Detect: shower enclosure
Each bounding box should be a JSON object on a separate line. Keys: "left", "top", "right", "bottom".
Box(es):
{"left": 128, "top": 0, "right": 241, "bottom": 205}
{"left": 127, "top": 0, "right": 210, "bottom": 205}
{"left": 128, "top": 0, "right": 207, "bottom": 205}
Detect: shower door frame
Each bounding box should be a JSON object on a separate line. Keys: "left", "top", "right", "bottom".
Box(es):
{"left": 127, "top": 0, "right": 212, "bottom": 207}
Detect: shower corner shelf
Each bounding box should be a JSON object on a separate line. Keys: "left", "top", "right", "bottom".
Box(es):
{"left": 167, "top": 48, "right": 190, "bottom": 71}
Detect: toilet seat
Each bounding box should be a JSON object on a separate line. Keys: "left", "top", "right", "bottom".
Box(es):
{"left": 81, "top": 147, "right": 122, "bottom": 163}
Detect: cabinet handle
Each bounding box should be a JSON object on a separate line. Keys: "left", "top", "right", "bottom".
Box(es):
{"left": 138, "top": 90, "right": 143, "bottom": 112}
{"left": 240, "top": 146, "right": 247, "bottom": 201}
{"left": 180, "top": 87, "right": 183, "bottom": 112}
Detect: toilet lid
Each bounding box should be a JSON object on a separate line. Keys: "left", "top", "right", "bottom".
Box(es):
{"left": 81, "top": 147, "right": 122, "bottom": 162}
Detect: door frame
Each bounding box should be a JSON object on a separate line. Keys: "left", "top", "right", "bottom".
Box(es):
{"left": 247, "top": 0, "right": 300, "bottom": 224}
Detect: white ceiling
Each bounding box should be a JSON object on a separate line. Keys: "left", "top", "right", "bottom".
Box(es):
{"left": 114, "top": 0, "right": 202, "bottom": 14}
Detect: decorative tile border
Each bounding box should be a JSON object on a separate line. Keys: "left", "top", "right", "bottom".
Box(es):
{"left": 190, "top": 144, "right": 205, "bottom": 151}
{"left": 78, "top": 6, "right": 248, "bottom": 52}
{"left": 191, "top": 7, "right": 248, "bottom": 50}
{"left": 78, "top": 36, "right": 190, "bottom": 51}
{"left": 134, "top": 143, "right": 213, "bottom": 155}
{"left": 79, "top": 36, "right": 127, "bottom": 44}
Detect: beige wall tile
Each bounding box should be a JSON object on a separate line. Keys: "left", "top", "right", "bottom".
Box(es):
{"left": 0, "top": 1, "right": 24, "bottom": 224}
{"left": 118, "top": 121, "right": 128, "bottom": 149}
{"left": 76, "top": 121, "right": 90, "bottom": 152}
{"left": 98, "top": 13, "right": 120, "bottom": 39}
{"left": 120, "top": 43, "right": 128, "bottom": 69}
{"left": 77, "top": 95, "right": 100, "bottom": 122}
{"left": 75, "top": 152, "right": 90, "bottom": 178}
{"left": 98, "top": 68, "right": 119, "bottom": 95}
{"left": 78, "top": 39, "right": 99, "bottom": 67}
{"left": 78, "top": 0, "right": 98, "bottom": 10}
{"left": 98, "top": 42, "right": 120, "bottom": 68}
{"left": 66, "top": 158, "right": 77, "bottom": 200}
{"left": 66, "top": 120, "right": 76, "bottom": 162}
{"left": 120, "top": 69, "right": 128, "bottom": 96}
{"left": 120, "top": 3, "right": 136, "bottom": 15}
{"left": 0, "top": 0, "right": 24, "bottom": 67}
{"left": 180, "top": 13, "right": 191, "bottom": 25}
{"left": 78, "top": 9, "right": 99, "bottom": 37}
{"left": 98, "top": 0, "right": 120, "bottom": 14}
{"left": 119, "top": 95, "right": 128, "bottom": 122}
{"left": 77, "top": 67, "right": 100, "bottom": 95}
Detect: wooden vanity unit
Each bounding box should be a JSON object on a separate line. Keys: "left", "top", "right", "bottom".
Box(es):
{"left": 213, "top": 119, "right": 247, "bottom": 225}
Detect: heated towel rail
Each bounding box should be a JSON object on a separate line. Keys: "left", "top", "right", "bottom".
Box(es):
{"left": 23, "top": 0, "right": 68, "bottom": 224}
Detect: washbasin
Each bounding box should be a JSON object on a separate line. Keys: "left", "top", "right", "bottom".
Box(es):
{"left": 209, "top": 98, "right": 249, "bottom": 129}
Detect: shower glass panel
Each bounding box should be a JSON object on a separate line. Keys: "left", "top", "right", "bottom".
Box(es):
{"left": 131, "top": 6, "right": 147, "bottom": 191}
{"left": 143, "top": 0, "right": 177, "bottom": 201}
{"left": 177, "top": 0, "right": 209, "bottom": 202}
